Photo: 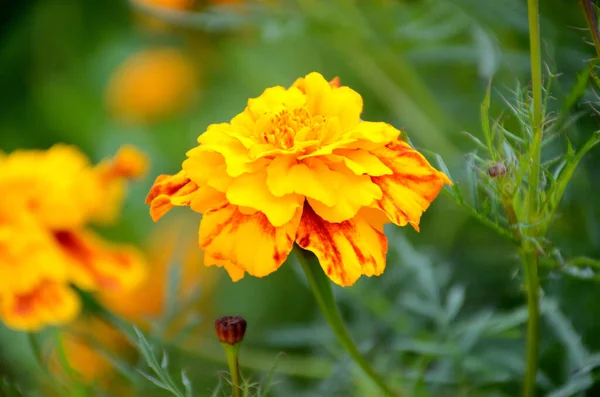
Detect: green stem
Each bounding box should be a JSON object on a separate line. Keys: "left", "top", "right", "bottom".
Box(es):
{"left": 222, "top": 343, "right": 242, "bottom": 397}
{"left": 580, "top": 0, "right": 600, "bottom": 59}
{"left": 294, "top": 246, "right": 402, "bottom": 397}
{"left": 524, "top": 1, "right": 543, "bottom": 396}
{"left": 522, "top": 251, "right": 541, "bottom": 397}
{"left": 527, "top": 0, "right": 543, "bottom": 219}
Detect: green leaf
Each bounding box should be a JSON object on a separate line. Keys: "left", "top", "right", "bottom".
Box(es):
{"left": 563, "top": 60, "right": 598, "bottom": 113}
{"left": 546, "top": 375, "right": 593, "bottom": 397}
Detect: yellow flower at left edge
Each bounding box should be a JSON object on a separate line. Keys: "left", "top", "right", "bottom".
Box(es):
{"left": 47, "top": 216, "right": 216, "bottom": 392}
{"left": 0, "top": 144, "right": 148, "bottom": 331}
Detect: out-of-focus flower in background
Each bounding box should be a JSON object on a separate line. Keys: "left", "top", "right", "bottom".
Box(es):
{"left": 0, "top": 145, "right": 147, "bottom": 331}
{"left": 146, "top": 72, "right": 451, "bottom": 287}
{"left": 50, "top": 216, "right": 215, "bottom": 390}
{"left": 106, "top": 48, "right": 198, "bottom": 125}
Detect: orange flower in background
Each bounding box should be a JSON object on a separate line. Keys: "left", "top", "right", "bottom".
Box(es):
{"left": 0, "top": 145, "right": 148, "bottom": 331}
{"left": 146, "top": 72, "right": 451, "bottom": 287}
{"left": 99, "top": 216, "right": 216, "bottom": 327}
{"left": 106, "top": 48, "right": 197, "bottom": 124}
{"left": 52, "top": 217, "right": 214, "bottom": 389}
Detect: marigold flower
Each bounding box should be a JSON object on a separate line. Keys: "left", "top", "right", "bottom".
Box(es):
{"left": 106, "top": 48, "right": 197, "bottom": 124}
{"left": 51, "top": 217, "right": 214, "bottom": 390}
{"left": 99, "top": 216, "right": 215, "bottom": 328}
{"left": 146, "top": 72, "right": 451, "bottom": 286}
{"left": 0, "top": 145, "right": 147, "bottom": 330}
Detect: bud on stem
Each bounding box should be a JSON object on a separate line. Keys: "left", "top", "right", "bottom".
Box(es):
{"left": 215, "top": 316, "right": 246, "bottom": 397}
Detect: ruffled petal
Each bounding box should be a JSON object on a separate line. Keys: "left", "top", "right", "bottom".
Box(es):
{"left": 53, "top": 229, "right": 146, "bottom": 293}
{"left": 303, "top": 159, "right": 382, "bottom": 223}
{"left": 199, "top": 203, "right": 301, "bottom": 278}
{"left": 146, "top": 171, "right": 199, "bottom": 221}
{"left": 183, "top": 149, "right": 233, "bottom": 191}
{"left": 204, "top": 253, "right": 245, "bottom": 282}
{"left": 246, "top": 86, "right": 306, "bottom": 120}
{"left": 266, "top": 156, "right": 336, "bottom": 206}
{"left": 197, "top": 123, "right": 267, "bottom": 177}
{"left": 371, "top": 140, "right": 451, "bottom": 231}
{"left": 0, "top": 281, "right": 81, "bottom": 331}
{"left": 226, "top": 170, "right": 303, "bottom": 227}
{"left": 292, "top": 72, "right": 363, "bottom": 132}
{"left": 296, "top": 205, "right": 388, "bottom": 287}
{"left": 325, "top": 148, "right": 393, "bottom": 176}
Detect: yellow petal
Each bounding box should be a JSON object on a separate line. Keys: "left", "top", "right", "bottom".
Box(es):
{"left": 296, "top": 205, "right": 388, "bottom": 287}
{"left": 204, "top": 253, "right": 245, "bottom": 282}
{"left": 199, "top": 203, "right": 300, "bottom": 278}
{"left": 371, "top": 140, "right": 452, "bottom": 231}
{"left": 183, "top": 149, "right": 233, "bottom": 192}
{"left": 0, "top": 281, "right": 81, "bottom": 331}
{"left": 54, "top": 229, "right": 146, "bottom": 293}
{"left": 304, "top": 159, "right": 382, "bottom": 223}
{"left": 326, "top": 149, "right": 393, "bottom": 176}
{"left": 189, "top": 185, "right": 227, "bottom": 214}
{"left": 292, "top": 72, "right": 363, "bottom": 132}
{"left": 146, "top": 171, "right": 199, "bottom": 221}
{"left": 226, "top": 170, "right": 303, "bottom": 227}
{"left": 343, "top": 121, "right": 400, "bottom": 150}
{"left": 197, "top": 123, "right": 266, "bottom": 177}
{"left": 266, "top": 156, "right": 336, "bottom": 206}
{"left": 246, "top": 86, "right": 306, "bottom": 120}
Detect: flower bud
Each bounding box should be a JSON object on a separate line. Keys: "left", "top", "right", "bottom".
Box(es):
{"left": 215, "top": 315, "right": 247, "bottom": 345}
{"left": 488, "top": 162, "right": 507, "bottom": 177}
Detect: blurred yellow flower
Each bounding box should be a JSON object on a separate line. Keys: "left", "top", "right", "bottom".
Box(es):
{"left": 146, "top": 72, "right": 451, "bottom": 286}
{"left": 53, "top": 217, "right": 214, "bottom": 388}
{"left": 0, "top": 145, "right": 147, "bottom": 331}
{"left": 106, "top": 48, "right": 197, "bottom": 124}
{"left": 99, "top": 216, "right": 214, "bottom": 327}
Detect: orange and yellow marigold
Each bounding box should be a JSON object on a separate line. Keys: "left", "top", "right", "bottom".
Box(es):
{"left": 146, "top": 72, "right": 451, "bottom": 286}
{"left": 0, "top": 144, "right": 148, "bottom": 330}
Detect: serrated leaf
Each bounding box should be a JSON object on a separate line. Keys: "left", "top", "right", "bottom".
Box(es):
{"left": 138, "top": 370, "right": 168, "bottom": 389}
{"left": 161, "top": 350, "right": 169, "bottom": 370}
{"left": 181, "top": 370, "right": 193, "bottom": 397}
{"left": 445, "top": 285, "right": 465, "bottom": 323}
{"left": 544, "top": 301, "right": 588, "bottom": 371}
{"left": 546, "top": 375, "right": 593, "bottom": 397}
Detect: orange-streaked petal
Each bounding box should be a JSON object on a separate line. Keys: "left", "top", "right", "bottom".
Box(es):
{"left": 199, "top": 203, "right": 301, "bottom": 278}
{"left": 189, "top": 185, "right": 228, "bottom": 214}
{"left": 53, "top": 229, "right": 146, "bottom": 293}
{"left": 146, "top": 171, "right": 199, "bottom": 221}
{"left": 371, "top": 140, "right": 452, "bottom": 231}
{"left": 0, "top": 281, "right": 81, "bottom": 331}
{"left": 296, "top": 205, "right": 388, "bottom": 287}
{"left": 103, "top": 144, "right": 149, "bottom": 179}
{"left": 204, "top": 253, "right": 245, "bottom": 282}
{"left": 326, "top": 148, "right": 393, "bottom": 176}
{"left": 226, "top": 170, "right": 303, "bottom": 227}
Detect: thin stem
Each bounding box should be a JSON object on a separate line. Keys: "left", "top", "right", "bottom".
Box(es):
{"left": 524, "top": 1, "right": 543, "bottom": 396}
{"left": 294, "top": 246, "right": 402, "bottom": 397}
{"left": 580, "top": 0, "right": 600, "bottom": 59}
{"left": 222, "top": 343, "right": 242, "bottom": 397}
{"left": 522, "top": 251, "right": 541, "bottom": 397}
{"left": 527, "top": 0, "right": 543, "bottom": 220}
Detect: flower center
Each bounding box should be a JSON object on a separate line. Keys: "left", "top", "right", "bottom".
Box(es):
{"left": 263, "top": 107, "right": 321, "bottom": 149}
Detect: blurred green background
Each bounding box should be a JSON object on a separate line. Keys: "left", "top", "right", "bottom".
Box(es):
{"left": 2, "top": 0, "right": 600, "bottom": 396}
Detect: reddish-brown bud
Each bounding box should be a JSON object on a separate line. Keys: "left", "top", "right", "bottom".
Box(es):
{"left": 329, "top": 76, "right": 341, "bottom": 88}
{"left": 488, "top": 162, "right": 507, "bottom": 177}
{"left": 215, "top": 316, "right": 247, "bottom": 345}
